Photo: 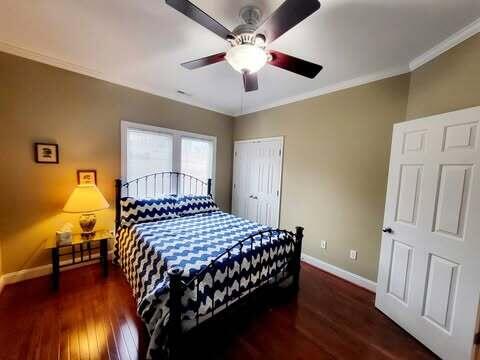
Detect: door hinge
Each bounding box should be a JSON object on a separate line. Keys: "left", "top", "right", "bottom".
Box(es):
{"left": 276, "top": 190, "right": 279, "bottom": 197}
{"left": 475, "top": 332, "right": 480, "bottom": 345}
{"left": 233, "top": 184, "right": 236, "bottom": 189}
{"left": 279, "top": 149, "right": 282, "bottom": 156}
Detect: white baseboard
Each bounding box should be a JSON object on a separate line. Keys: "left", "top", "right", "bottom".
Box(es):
{"left": 301, "top": 253, "right": 377, "bottom": 293}
{"left": 0, "top": 252, "right": 376, "bottom": 294}
{"left": 1, "top": 250, "right": 114, "bottom": 287}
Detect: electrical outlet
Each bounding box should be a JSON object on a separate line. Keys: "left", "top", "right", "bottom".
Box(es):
{"left": 321, "top": 240, "right": 327, "bottom": 249}
{"left": 350, "top": 250, "right": 357, "bottom": 260}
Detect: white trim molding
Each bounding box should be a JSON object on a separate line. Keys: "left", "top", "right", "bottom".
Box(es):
{"left": 409, "top": 17, "right": 480, "bottom": 71}
{"left": 0, "top": 251, "right": 114, "bottom": 289}
{"left": 236, "top": 65, "right": 410, "bottom": 116}
{"left": 301, "top": 253, "right": 377, "bottom": 293}
{"left": 0, "top": 40, "right": 231, "bottom": 116}
{"left": 234, "top": 136, "right": 284, "bottom": 144}
{"left": 0, "top": 15, "right": 478, "bottom": 117}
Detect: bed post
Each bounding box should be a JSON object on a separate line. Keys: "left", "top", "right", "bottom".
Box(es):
{"left": 167, "top": 267, "right": 184, "bottom": 359}
{"left": 292, "top": 226, "right": 304, "bottom": 292}
{"left": 115, "top": 179, "right": 122, "bottom": 231}
{"left": 207, "top": 178, "right": 212, "bottom": 196}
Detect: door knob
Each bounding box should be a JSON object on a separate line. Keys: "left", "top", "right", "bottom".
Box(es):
{"left": 382, "top": 227, "right": 393, "bottom": 234}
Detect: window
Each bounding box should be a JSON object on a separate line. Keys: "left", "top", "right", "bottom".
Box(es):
{"left": 181, "top": 137, "right": 213, "bottom": 182}
{"left": 126, "top": 129, "right": 173, "bottom": 181}
{"left": 121, "top": 121, "right": 216, "bottom": 192}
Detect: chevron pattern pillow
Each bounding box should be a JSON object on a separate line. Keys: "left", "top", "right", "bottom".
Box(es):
{"left": 175, "top": 195, "right": 219, "bottom": 217}
{"left": 120, "top": 196, "right": 178, "bottom": 226}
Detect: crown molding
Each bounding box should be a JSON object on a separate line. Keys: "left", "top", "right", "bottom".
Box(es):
{"left": 0, "top": 40, "right": 233, "bottom": 116}
{"left": 237, "top": 17, "right": 480, "bottom": 117}
{"left": 1, "top": 13, "right": 479, "bottom": 119}
{"left": 409, "top": 17, "right": 480, "bottom": 71}
{"left": 234, "top": 65, "right": 410, "bottom": 116}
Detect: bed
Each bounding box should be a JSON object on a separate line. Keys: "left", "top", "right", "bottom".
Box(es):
{"left": 113, "top": 172, "right": 303, "bottom": 359}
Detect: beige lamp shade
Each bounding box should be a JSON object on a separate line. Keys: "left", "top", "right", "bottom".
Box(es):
{"left": 63, "top": 184, "right": 110, "bottom": 213}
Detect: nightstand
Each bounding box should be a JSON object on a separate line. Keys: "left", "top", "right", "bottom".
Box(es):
{"left": 45, "top": 229, "right": 113, "bottom": 290}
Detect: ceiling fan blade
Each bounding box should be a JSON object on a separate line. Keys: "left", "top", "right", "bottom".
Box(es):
{"left": 268, "top": 50, "right": 323, "bottom": 79}
{"left": 256, "top": 0, "right": 320, "bottom": 44}
{"left": 243, "top": 72, "right": 258, "bottom": 92}
{"left": 181, "top": 52, "right": 226, "bottom": 70}
{"left": 166, "top": 0, "right": 233, "bottom": 40}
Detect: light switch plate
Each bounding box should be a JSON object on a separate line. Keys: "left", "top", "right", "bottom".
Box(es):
{"left": 350, "top": 250, "right": 357, "bottom": 260}
{"left": 321, "top": 240, "right": 327, "bottom": 249}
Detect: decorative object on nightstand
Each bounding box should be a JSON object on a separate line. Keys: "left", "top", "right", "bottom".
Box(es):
{"left": 63, "top": 184, "right": 109, "bottom": 237}
{"left": 56, "top": 223, "right": 73, "bottom": 245}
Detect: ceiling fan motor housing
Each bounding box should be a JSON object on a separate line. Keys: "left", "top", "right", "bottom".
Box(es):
{"left": 239, "top": 6, "right": 262, "bottom": 26}
{"left": 229, "top": 6, "right": 266, "bottom": 47}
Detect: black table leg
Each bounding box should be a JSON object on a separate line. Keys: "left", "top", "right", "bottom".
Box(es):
{"left": 100, "top": 239, "right": 108, "bottom": 277}
{"left": 51, "top": 247, "right": 60, "bottom": 290}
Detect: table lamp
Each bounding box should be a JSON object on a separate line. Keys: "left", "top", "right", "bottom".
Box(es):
{"left": 63, "top": 184, "right": 110, "bottom": 236}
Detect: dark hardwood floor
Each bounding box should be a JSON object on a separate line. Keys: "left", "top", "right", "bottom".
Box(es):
{"left": 0, "top": 263, "right": 437, "bottom": 360}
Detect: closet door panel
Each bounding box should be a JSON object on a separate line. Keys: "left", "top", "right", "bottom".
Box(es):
{"left": 232, "top": 138, "right": 283, "bottom": 227}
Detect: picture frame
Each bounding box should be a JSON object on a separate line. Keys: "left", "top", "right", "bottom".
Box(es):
{"left": 34, "top": 143, "right": 59, "bottom": 164}
{"left": 77, "top": 169, "right": 97, "bottom": 185}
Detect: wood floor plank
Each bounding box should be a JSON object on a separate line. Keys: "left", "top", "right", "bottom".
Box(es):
{"left": 0, "top": 263, "right": 438, "bottom": 360}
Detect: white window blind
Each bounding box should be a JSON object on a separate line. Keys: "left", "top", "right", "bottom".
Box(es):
{"left": 122, "top": 122, "right": 216, "bottom": 195}
{"left": 181, "top": 137, "right": 213, "bottom": 182}
{"left": 126, "top": 129, "right": 173, "bottom": 182}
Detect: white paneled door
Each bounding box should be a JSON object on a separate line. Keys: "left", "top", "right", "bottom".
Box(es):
{"left": 232, "top": 138, "right": 283, "bottom": 227}
{"left": 376, "top": 107, "right": 480, "bottom": 360}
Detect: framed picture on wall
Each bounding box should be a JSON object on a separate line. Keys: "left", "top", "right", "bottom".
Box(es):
{"left": 77, "top": 169, "right": 97, "bottom": 185}
{"left": 34, "top": 143, "right": 59, "bottom": 164}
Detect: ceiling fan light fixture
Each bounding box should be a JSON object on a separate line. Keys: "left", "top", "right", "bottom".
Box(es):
{"left": 225, "top": 44, "right": 267, "bottom": 74}
{"left": 254, "top": 33, "right": 266, "bottom": 46}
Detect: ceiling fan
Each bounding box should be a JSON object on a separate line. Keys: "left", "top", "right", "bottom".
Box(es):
{"left": 166, "top": 0, "right": 323, "bottom": 92}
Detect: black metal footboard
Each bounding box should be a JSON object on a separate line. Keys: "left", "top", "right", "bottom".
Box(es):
{"left": 167, "top": 226, "right": 304, "bottom": 358}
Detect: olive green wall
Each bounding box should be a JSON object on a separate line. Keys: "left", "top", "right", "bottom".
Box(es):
{"left": 0, "top": 51, "right": 233, "bottom": 274}
{"left": 407, "top": 34, "right": 480, "bottom": 120}
{"left": 234, "top": 75, "right": 411, "bottom": 281}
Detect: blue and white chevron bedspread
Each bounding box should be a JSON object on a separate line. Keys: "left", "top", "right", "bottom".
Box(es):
{"left": 115, "top": 210, "right": 293, "bottom": 358}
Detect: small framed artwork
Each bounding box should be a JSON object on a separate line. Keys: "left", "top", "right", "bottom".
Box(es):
{"left": 77, "top": 170, "right": 97, "bottom": 185}
{"left": 34, "top": 143, "right": 59, "bottom": 164}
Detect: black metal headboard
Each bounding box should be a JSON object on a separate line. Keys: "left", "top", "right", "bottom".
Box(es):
{"left": 115, "top": 172, "right": 212, "bottom": 230}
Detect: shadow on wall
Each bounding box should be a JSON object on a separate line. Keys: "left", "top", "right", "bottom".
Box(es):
{"left": 1, "top": 208, "right": 114, "bottom": 277}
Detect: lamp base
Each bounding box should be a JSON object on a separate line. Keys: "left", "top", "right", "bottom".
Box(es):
{"left": 79, "top": 213, "right": 96, "bottom": 236}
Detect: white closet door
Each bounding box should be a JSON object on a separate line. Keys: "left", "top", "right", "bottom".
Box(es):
{"left": 232, "top": 138, "right": 283, "bottom": 227}
{"left": 376, "top": 106, "right": 480, "bottom": 360}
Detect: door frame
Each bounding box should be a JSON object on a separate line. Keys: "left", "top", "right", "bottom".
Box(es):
{"left": 232, "top": 136, "right": 284, "bottom": 227}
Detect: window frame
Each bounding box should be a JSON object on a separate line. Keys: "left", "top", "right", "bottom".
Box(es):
{"left": 121, "top": 120, "right": 217, "bottom": 195}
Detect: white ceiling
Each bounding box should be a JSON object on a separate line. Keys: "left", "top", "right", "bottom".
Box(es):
{"left": 1, "top": 0, "right": 479, "bottom": 116}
